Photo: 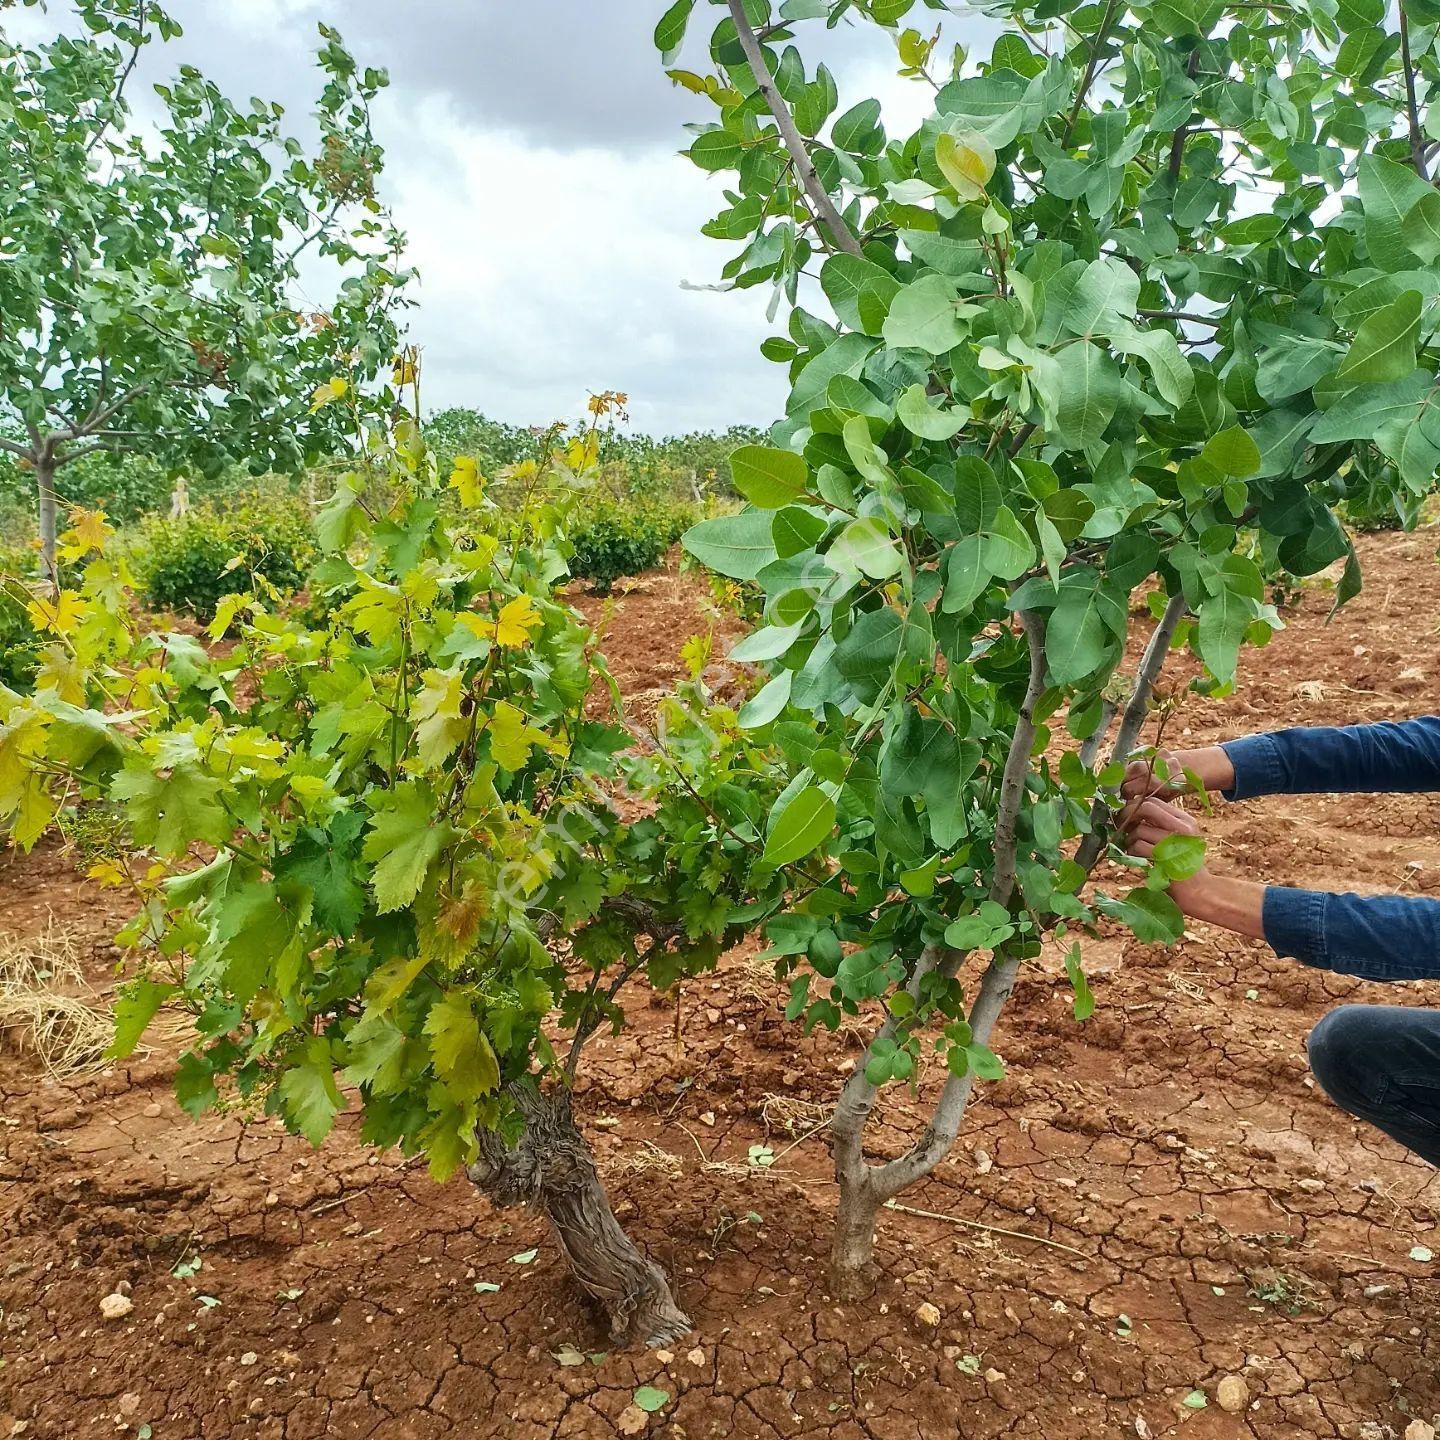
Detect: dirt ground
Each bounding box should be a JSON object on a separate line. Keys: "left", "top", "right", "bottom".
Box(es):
{"left": 4, "top": 533, "right": 1440, "bottom": 1440}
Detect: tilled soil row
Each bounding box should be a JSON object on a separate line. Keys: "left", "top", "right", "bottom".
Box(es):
{"left": 3, "top": 531, "right": 1440, "bottom": 1439}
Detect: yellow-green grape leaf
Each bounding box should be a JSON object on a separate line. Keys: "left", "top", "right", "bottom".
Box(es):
{"left": 278, "top": 1038, "right": 347, "bottom": 1146}
{"left": 489, "top": 699, "right": 540, "bottom": 771}
{"left": 424, "top": 990, "right": 502, "bottom": 1101}
{"left": 411, "top": 667, "right": 468, "bottom": 769}
{"left": 362, "top": 780, "right": 449, "bottom": 913}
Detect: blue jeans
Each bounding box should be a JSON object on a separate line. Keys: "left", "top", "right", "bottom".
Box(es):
{"left": 1308, "top": 1005, "right": 1440, "bottom": 1167}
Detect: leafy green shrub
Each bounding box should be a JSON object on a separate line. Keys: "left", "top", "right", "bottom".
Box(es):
{"left": 426, "top": 406, "right": 766, "bottom": 503}
{"left": 567, "top": 494, "right": 697, "bottom": 593}
{"left": 47, "top": 454, "right": 170, "bottom": 522}
{"left": 0, "top": 451, "right": 306, "bottom": 537}
{"left": 599, "top": 427, "right": 766, "bottom": 499}
{"left": 0, "top": 579, "right": 41, "bottom": 692}
{"left": 0, "top": 538, "right": 77, "bottom": 689}
{"left": 1341, "top": 488, "right": 1424, "bottom": 534}
{"left": 426, "top": 407, "right": 544, "bottom": 476}
{"left": 0, "top": 450, "right": 164, "bottom": 528}
{"left": 0, "top": 495, "right": 34, "bottom": 550}
{"left": 134, "top": 487, "right": 316, "bottom": 620}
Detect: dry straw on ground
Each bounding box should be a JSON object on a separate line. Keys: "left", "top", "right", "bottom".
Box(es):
{"left": 0, "top": 923, "right": 111, "bottom": 1078}
{"left": 0, "top": 922, "right": 188, "bottom": 1078}
{"left": 601, "top": 1138, "right": 685, "bottom": 1181}
{"left": 760, "top": 1092, "right": 834, "bottom": 1138}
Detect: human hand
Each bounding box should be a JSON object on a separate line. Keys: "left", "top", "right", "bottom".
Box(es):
{"left": 1121, "top": 796, "right": 1215, "bottom": 915}
{"left": 1121, "top": 745, "right": 1235, "bottom": 802}
{"left": 1120, "top": 796, "right": 1267, "bottom": 937}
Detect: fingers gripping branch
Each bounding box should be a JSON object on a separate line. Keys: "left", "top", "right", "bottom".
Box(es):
{"left": 724, "top": 0, "right": 863, "bottom": 257}
{"left": 1074, "top": 590, "right": 1189, "bottom": 872}
{"left": 987, "top": 609, "right": 1050, "bottom": 911}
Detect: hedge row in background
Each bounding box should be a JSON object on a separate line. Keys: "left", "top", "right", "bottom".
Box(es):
{"left": 0, "top": 580, "right": 39, "bottom": 691}
{"left": 426, "top": 407, "right": 764, "bottom": 498}
{"left": 0, "top": 409, "right": 751, "bottom": 645}
{"left": 135, "top": 485, "right": 317, "bottom": 621}
{"left": 0, "top": 450, "right": 303, "bottom": 537}
{"left": 567, "top": 492, "right": 698, "bottom": 594}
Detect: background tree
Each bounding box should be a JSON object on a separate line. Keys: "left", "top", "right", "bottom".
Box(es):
{"left": 0, "top": 0, "right": 410, "bottom": 582}
{"left": 660, "top": 0, "right": 1440, "bottom": 1293}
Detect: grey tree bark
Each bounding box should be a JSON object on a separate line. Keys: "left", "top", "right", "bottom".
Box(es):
{"left": 34, "top": 455, "right": 58, "bottom": 589}
{"left": 724, "top": 0, "right": 863, "bottom": 257}
{"left": 828, "top": 597, "right": 1187, "bottom": 1295}
{"left": 828, "top": 614, "right": 1049, "bottom": 1294}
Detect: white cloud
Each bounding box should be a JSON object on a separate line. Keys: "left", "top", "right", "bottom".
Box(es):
{"left": 6, "top": 1, "right": 998, "bottom": 435}
{"left": 379, "top": 91, "right": 787, "bottom": 432}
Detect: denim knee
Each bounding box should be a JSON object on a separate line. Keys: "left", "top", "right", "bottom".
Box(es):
{"left": 1307, "top": 1006, "right": 1384, "bottom": 1112}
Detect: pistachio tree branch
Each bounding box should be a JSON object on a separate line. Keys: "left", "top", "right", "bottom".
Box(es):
{"left": 1139, "top": 309, "right": 1221, "bottom": 326}
{"left": 85, "top": 9, "right": 146, "bottom": 160}
{"left": 830, "top": 935, "right": 965, "bottom": 1190}
{"left": 1400, "top": 1, "right": 1429, "bottom": 181}
{"left": 58, "top": 382, "right": 149, "bottom": 442}
{"left": 1110, "top": 591, "right": 1188, "bottom": 758}
{"left": 1007, "top": 421, "right": 1037, "bottom": 457}
{"left": 1077, "top": 698, "right": 1118, "bottom": 770}
{"left": 985, "top": 609, "right": 1049, "bottom": 908}
{"left": 724, "top": 0, "right": 863, "bottom": 257}
{"left": 52, "top": 440, "right": 121, "bottom": 467}
{"left": 872, "top": 610, "right": 1048, "bottom": 1197}
{"left": 1167, "top": 51, "right": 1202, "bottom": 180}
{"left": 1062, "top": 0, "right": 1121, "bottom": 146}
{"left": 1074, "top": 588, "right": 1188, "bottom": 871}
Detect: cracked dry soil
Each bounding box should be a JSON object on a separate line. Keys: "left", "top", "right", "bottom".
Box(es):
{"left": 4, "top": 534, "right": 1440, "bottom": 1439}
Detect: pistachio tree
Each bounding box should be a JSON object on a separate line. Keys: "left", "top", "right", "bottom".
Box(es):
{"left": 0, "top": 0, "right": 409, "bottom": 582}
{"left": 660, "top": 0, "right": 1438, "bottom": 1290}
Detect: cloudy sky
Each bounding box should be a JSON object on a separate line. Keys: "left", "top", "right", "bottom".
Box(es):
{"left": 11, "top": 1, "right": 981, "bottom": 435}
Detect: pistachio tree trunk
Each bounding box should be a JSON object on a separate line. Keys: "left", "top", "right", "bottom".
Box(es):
{"left": 35, "top": 454, "right": 58, "bottom": 588}
{"left": 830, "top": 1173, "right": 882, "bottom": 1300}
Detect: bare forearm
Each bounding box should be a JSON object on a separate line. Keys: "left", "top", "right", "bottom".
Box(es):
{"left": 1177, "top": 745, "right": 1234, "bottom": 792}
{"left": 1172, "top": 871, "right": 1267, "bottom": 940}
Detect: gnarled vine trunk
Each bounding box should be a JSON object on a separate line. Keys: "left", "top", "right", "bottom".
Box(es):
{"left": 467, "top": 1085, "right": 690, "bottom": 1346}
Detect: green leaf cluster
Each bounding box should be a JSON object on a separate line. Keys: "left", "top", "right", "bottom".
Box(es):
{"left": 659, "top": 0, "right": 1440, "bottom": 1068}
{"left": 0, "top": 405, "right": 783, "bottom": 1180}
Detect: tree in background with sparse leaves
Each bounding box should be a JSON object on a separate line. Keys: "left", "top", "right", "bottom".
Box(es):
{"left": 658, "top": 0, "right": 1440, "bottom": 1293}
{"left": 0, "top": 0, "right": 410, "bottom": 582}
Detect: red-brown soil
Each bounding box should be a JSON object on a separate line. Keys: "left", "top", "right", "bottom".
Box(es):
{"left": 4, "top": 532, "right": 1440, "bottom": 1440}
